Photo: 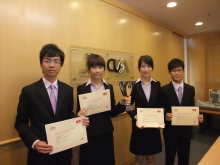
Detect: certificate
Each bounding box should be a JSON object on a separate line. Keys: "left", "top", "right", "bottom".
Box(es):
{"left": 172, "top": 106, "right": 199, "bottom": 126}
{"left": 137, "top": 108, "right": 164, "bottom": 128}
{"left": 78, "top": 89, "right": 111, "bottom": 116}
{"left": 45, "top": 117, "right": 88, "bottom": 155}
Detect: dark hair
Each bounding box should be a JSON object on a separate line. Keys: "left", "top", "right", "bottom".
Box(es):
{"left": 39, "top": 44, "right": 65, "bottom": 66}
{"left": 138, "top": 55, "right": 154, "bottom": 70}
{"left": 86, "top": 54, "right": 105, "bottom": 70}
{"left": 168, "top": 58, "right": 184, "bottom": 72}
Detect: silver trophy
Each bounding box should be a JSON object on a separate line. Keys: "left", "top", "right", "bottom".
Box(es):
{"left": 119, "top": 81, "right": 135, "bottom": 111}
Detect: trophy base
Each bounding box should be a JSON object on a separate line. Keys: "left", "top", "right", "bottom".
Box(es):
{"left": 125, "top": 104, "right": 134, "bottom": 111}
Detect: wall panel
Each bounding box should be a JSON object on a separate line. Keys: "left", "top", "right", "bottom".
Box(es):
{"left": 0, "top": 0, "right": 184, "bottom": 164}
{"left": 188, "top": 32, "right": 220, "bottom": 102}
{"left": 187, "top": 33, "right": 206, "bottom": 101}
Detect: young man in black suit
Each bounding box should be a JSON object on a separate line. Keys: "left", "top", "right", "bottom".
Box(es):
{"left": 162, "top": 58, "right": 203, "bottom": 165}
{"left": 15, "top": 44, "right": 89, "bottom": 165}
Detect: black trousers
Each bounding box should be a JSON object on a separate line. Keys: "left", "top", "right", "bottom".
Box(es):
{"left": 164, "top": 135, "right": 191, "bottom": 165}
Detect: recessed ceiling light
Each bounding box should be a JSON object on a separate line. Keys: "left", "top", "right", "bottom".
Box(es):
{"left": 70, "top": 2, "right": 79, "bottom": 8}
{"left": 119, "top": 19, "right": 127, "bottom": 24}
{"left": 153, "top": 32, "right": 160, "bottom": 36}
{"left": 167, "top": 2, "right": 177, "bottom": 8}
{"left": 195, "top": 22, "right": 203, "bottom": 26}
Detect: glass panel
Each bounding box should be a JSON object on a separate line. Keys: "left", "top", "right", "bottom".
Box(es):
{"left": 70, "top": 45, "right": 134, "bottom": 85}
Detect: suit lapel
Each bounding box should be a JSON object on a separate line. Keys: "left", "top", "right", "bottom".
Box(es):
{"left": 36, "top": 79, "right": 54, "bottom": 115}
{"left": 181, "top": 83, "right": 188, "bottom": 105}
{"left": 136, "top": 82, "right": 149, "bottom": 106}
{"left": 84, "top": 84, "right": 92, "bottom": 93}
{"left": 55, "top": 81, "right": 65, "bottom": 117}
{"left": 168, "top": 82, "right": 180, "bottom": 105}
{"left": 104, "top": 83, "right": 110, "bottom": 90}
{"left": 148, "top": 82, "right": 156, "bottom": 103}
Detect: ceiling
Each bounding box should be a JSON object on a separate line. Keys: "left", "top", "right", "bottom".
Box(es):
{"left": 119, "top": 0, "right": 220, "bottom": 35}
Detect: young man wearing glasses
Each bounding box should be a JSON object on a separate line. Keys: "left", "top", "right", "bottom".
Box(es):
{"left": 162, "top": 58, "right": 203, "bottom": 165}
{"left": 15, "top": 44, "right": 89, "bottom": 165}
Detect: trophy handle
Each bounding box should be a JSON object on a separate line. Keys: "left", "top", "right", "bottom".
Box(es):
{"left": 123, "top": 81, "right": 127, "bottom": 96}
{"left": 126, "top": 81, "right": 132, "bottom": 96}
{"left": 119, "top": 81, "right": 125, "bottom": 96}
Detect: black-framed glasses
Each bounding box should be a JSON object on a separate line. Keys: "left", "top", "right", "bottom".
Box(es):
{"left": 170, "top": 69, "right": 183, "bottom": 73}
{"left": 43, "top": 60, "right": 61, "bottom": 65}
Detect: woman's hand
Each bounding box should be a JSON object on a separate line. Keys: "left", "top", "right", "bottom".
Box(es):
{"left": 165, "top": 113, "right": 172, "bottom": 121}
{"left": 120, "top": 96, "right": 131, "bottom": 105}
{"left": 81, "top": 116, "right": 89, "bottom": 127}
{"left": 77, "top": 107, "right": 87, "bottom": 117}
{"left": 198, "top": 114, "right": 204, "bottom": 123}
{"left": 135, "top": 118, "right": 145, "bottom": 129}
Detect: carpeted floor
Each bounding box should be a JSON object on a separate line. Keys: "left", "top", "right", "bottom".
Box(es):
{"left": 129, "top": 127, "right": 220, "bottom": 165}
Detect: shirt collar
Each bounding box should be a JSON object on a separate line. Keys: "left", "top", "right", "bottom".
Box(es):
{"left": 42, "top": 77, "right": 58, "bottom": 89}
{"left": 172, "top": 81, "right": 184, "bottom": 90}
{"left": 135, "top": 77, "right": 156, "bottom": 84}
{"left": 85, "top": 78, "right": 108, "bottom": 86}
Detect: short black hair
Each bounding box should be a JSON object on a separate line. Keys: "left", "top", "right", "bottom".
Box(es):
{"left": 39, "top": 44, "right": 65, "bottom": 66}
{"left": 138, "top": 55, "right": 154, "bottom": 70}
{"left": 86, "top": 54, "right": 105, "bottom": 70}
{"left": 168, "top": 58, "right": 184, "bottom": 72}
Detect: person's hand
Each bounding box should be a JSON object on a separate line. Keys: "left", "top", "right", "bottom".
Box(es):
{"left": 158, "top": 124, "right": 165, "bottom": 129}
{"left": 136, "top": 123, "right": 165, "bottom": 129}
{"left": 135, "top": 120, "right": 145, "bottom": 129}
{"left": 81, "top": 116, "right": 89, "bottom": 127}
{"left": 34, "top": 141, "right": 53, "bottom": 154}
{"left": 120, "top": 96, "right": 131, "bottom": 105}
{"left": 137, "top": 124, "right": 145, "bottom": 129}
{"left": 198, "top": 114, "right": 204, "bottom": 123}
{"left": 77, "top": 107, "right": 87, "bottom": 117}
{"left": 165, "top": 113, "right": 172, "bottom": 121}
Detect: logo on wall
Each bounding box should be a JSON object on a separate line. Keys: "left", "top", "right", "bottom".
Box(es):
{"left": 107, "top": 58, "right": 129, "bottom": 73}
{"left": 71, "top": 46, "right": 134, "bottom": 83}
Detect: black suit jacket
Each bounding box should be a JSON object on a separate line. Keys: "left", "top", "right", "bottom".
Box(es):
{"left": 15, "top": 78, "right": 76, "bottom": 163}
{"left": 77, "top": 83, "right": 125, "bottom": 136}
{"left": 162, "top": 82, "right": 195, "bottom": 138}
{"left": 127, "top": 80, "right": 163, "bottom": 120}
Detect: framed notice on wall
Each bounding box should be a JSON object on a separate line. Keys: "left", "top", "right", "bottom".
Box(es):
{"left": 70, "top": 45, "right": 134, "bottom": 85}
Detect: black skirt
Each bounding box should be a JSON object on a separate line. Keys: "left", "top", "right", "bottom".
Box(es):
{"left": 79, "top": 133, "right": 115, "bottom": 165}
{"left": 129, "top": 122, "right": 162, "bottom": 155}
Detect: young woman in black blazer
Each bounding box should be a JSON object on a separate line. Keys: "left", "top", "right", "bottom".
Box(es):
{"left": 77, "top": 54, "right": 130, "bottom": 165}
{"left": 127, "top": 55, "right": 163, "bottom": 165}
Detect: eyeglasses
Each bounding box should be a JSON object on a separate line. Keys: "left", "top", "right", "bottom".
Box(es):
{"left": 43, "top": 60, "right": 61, "bottom": 65}
{"left": 170, "top": 69, "right": 183, "bottom": 73}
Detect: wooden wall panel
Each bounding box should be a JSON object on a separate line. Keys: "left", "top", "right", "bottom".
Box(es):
{"left": 187, "top": 33, "right": 207, "bottom": 101}
{"left": 0, "top": 141, "right": 27, "bottom": 165}
{"left": 0, "top": 0, "right": 184, "bottom": 164}
{"left": 205, "top": 32, "right": 220, "bottom": 98}
{"left": 188, "top": 32, "right": 220, "bottom": 102}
